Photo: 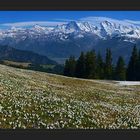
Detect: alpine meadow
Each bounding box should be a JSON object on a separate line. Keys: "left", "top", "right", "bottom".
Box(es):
{"left": 0, "top": 11, "right": 140, "bottom": 129}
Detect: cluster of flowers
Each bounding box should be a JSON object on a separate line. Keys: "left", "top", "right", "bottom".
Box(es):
{"left": 0, "top": 64, "right": 140, "bottom": 129}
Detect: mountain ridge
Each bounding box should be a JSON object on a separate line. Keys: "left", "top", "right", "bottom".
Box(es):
{"left": 0, "top": 45, "right": 57, "bottom": 65}
{"left": 1, "top": 17, "right": 140, "bottom": 64}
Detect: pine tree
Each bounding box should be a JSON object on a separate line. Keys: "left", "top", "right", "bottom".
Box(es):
{"left": 68, "top": 56, "right": 76, "bottom": 77}
{"left": 127, "top": 45, "right": 138, "bottom": 81}
{"left": 75, "top": 52, "right": 86, "bottom": 78}
{"left": 96, "top": 52, "right": 104, "bottom": 79}
{"left": 64, "top": 59, "right": 69, "bottom": 76}
{"left": 136, "top": 50, "right": 140, "bottom": 81}
{"left": 64, "top": 56, "right": 76, "bottom": 77}
{"left": 115, "top": 56, "right": 126, "bottom": 81}
{"left": 104, "top": 48, "right": 113, "bottom": 80}
{"left": 85, "top": 50, "right": 96, "bottom": 79}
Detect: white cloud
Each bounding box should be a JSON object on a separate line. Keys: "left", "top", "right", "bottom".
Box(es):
{"left": 1, "top": 17, "right": 140, "bottom": 29}
{"left": 79, "top": 16, "right": 140, "bottom": 27}
{"left": 124, "top": 20, "right": 140, "bottom": 25}
{"left": 54, "top": 18, "right": 75, "bottom": 22}
{"left": 1, "top": 21, "right": 66, "bottom": 28}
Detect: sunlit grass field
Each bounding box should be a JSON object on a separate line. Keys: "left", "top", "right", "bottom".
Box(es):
{"left": 0, "top": 64, "right": 140, "bottom": 129}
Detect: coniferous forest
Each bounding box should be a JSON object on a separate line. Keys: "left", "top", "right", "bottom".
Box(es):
{"left": 64, "top": 45, "right": 140, "bottom": 81}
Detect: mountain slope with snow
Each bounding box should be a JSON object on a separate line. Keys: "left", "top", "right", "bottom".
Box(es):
{"left": 1, "top": 19, "right": 140, "bottom": 40}
{"left": 0, "top": 17, "right": 140, "bottom": 63}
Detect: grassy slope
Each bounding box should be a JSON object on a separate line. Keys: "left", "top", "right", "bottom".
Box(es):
{"left": 1, "top": 60, "right": 31, "bottom": 68}
{"left": 0, "top": 64, "right": 140, "bottom": 129}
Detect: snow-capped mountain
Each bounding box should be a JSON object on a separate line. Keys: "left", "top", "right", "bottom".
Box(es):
{"left": 1, "top": 19, "right": 140, "bottom": 40}
{"left": 0, "top": 17, "right": 140, "bottom": 64}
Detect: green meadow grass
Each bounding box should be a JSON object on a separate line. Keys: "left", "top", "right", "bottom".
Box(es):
{"left": 0, "top": 64, "right": 140, "bottom": 129}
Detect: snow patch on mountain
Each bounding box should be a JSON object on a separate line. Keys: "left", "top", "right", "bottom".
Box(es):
{"left": 0, "top": 17, "right": 140, "bottom": 43}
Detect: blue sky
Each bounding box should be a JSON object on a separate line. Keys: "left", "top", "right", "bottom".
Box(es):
{"left": 0, "top": 11, "right": 140, "bottom": 29}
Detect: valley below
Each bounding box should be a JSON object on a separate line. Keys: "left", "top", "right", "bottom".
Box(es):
{"left": 0, "top": 64, "right": 140, "bottom": 129}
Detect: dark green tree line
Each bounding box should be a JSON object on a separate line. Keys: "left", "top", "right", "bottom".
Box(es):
{"left": 64, "top": 45, "right": 140, "bottom": 81}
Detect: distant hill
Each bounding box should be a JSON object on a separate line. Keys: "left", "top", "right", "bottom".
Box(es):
{"left": 0, "top": 45, "right": 57, "bottom": 65}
